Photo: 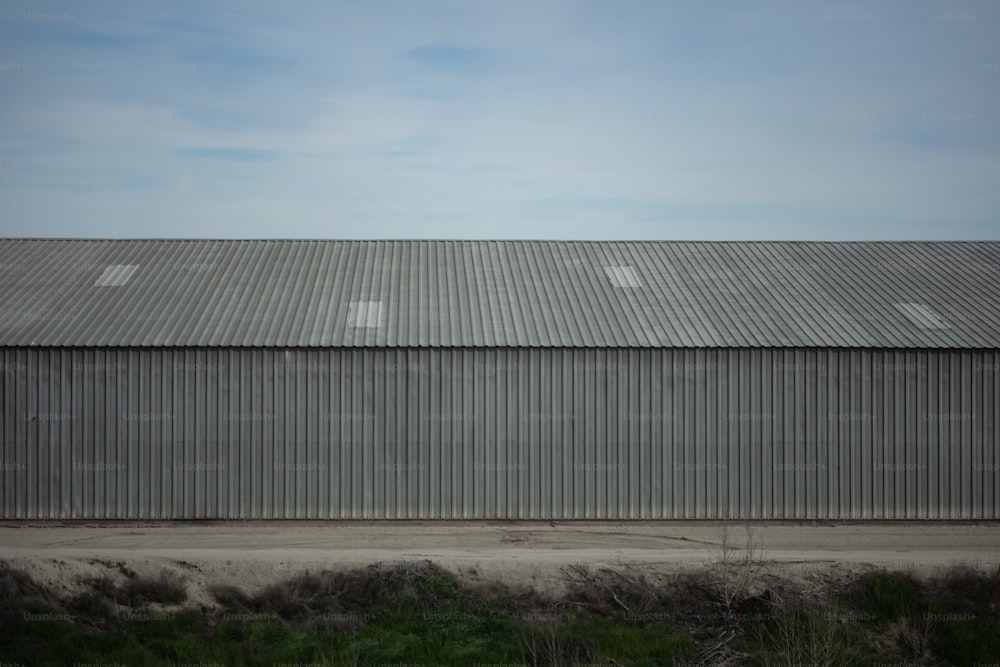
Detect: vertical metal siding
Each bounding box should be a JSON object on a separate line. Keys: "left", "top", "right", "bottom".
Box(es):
{"left": 1, "top": 347, "right": 997, "bottom": 519}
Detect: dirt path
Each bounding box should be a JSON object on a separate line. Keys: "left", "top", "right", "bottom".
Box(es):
{"left": 2, "top": 520, "right": 999, "bottom": 564}
{"left": 3, "top": 520, "right": 999, "bottom": 563}
{"left": 2, "top": 520, "right": 998, "bottom": 573}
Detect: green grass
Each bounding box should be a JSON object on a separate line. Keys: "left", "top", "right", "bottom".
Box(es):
{"left": 2, "top": 563, "right": 1000, "bottom": 666}
{"left": 851, "top": 571, "right": 925, "bottom": 624}
{"left": 934, "top": 616, "right": 1000, "bottom": 665}
{"left": 0, "top": 604, "right": 693, "bottom": 666}
{"left": 0, "top": 569, "right": 695, "bottom": 667}
{"left": 561, "top": 613, "right": 696, "bottom": 666}
{"left": 839, "top": 569, "right": 1000, "bottom": 666}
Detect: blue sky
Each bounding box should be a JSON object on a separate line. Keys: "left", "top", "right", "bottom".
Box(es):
{"left": 0, "top": 0, "right": 998, "bottom": 240}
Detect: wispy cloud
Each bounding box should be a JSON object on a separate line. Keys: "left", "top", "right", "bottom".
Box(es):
{"left": 0, "top": 0, "right": 997, "bottom": 239}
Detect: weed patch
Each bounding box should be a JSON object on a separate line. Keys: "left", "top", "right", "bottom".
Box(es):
{"left": 1, "top": 560, "right": 999, "bottom": 665}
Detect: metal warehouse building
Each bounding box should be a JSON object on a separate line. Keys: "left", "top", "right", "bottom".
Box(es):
{"left": 1, "top": 239, "right": 998, "bottom": 519}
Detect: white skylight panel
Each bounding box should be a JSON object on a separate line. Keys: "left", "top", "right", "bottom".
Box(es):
{"left": 347, "top": 300, "right": 383, "bottom": 328}
{"left": 94, "top": 264, "right": 139, "bottom": 287}
{"left": 895, "top": 302, "right": 949, "bottom": 329}
{"left": 603, "top": 265, "right": 641, "bottom": 288}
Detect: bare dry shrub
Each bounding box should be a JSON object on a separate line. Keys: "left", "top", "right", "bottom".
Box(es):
{"left": 466, "top": 578, "right": 558, "bottom": 619}
{"left": 561, "top": 564, "right": 661, "bottom": 616}
{"left": 892, "top": 613, "right": 937, "bottom": 661}
{"left": 0, "top": 565, "right": 55, "bottom": 605}
{"left": 207, "top": 583, "right": 251, "bottom": 608}
{"left": 707, "top": 522, "right": 765, "bottom": 610}
{"left": 119, "top": 570, "right": 188, "bottom": 606}
{"left": 518, "top": 623, "right": 595, "bottom": 667}
{"left": 79, "top": 570, "right": 187, "bottom": 608}
{"left": 930, "top": 562, "right": 1000, "bottom": 609}
{"left": 758, "top": 604, "right": 859, "bottom": 667}
{"left": 242, "top": 560, "right": 455, "bottom": 620}
{"left": 66, "top": 589, "right": 118, "bottom": 622}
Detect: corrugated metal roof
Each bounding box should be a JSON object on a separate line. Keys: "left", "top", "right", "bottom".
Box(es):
{"left": 0, "top": 239, "right": 998, "bottom": 348}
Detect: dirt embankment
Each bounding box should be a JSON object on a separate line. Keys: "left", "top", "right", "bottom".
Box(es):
{"left": 1, "top": 520, "right": 997, "bottom": 606}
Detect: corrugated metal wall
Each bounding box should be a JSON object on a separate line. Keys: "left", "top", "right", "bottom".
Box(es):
{"left": 1, "top": 347, "right": 997, "bottom": 519}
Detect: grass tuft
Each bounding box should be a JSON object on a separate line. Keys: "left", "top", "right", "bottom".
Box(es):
{"left": 121, "top": 570, "right": 188, "bottom": 606}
